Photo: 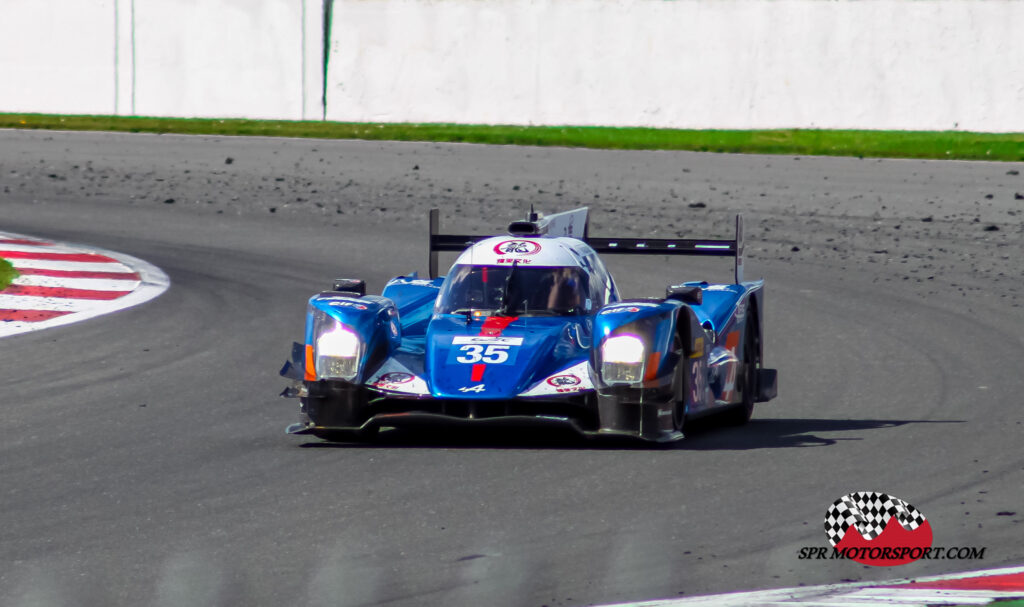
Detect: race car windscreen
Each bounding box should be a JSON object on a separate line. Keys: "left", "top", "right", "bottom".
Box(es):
{"left": 437, "top": 264, "right": 592, "bottom": 316}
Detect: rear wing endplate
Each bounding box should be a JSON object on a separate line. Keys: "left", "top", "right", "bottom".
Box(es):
{"left": 429, "top": 209, "right": 745, "bottom": 284}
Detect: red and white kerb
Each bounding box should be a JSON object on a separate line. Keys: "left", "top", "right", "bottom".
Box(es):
{"left": 0, "top": 231, "right": 170, "bottom": 338}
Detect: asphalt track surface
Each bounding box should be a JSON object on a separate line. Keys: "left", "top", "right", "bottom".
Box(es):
{"left": 2, "top": 130, "right": 1023, "bottom": 607}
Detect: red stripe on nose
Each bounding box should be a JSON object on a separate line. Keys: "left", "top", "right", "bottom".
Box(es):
{"left": 468, "top": 315, "right": 519, "bottom": 382}
{"left": 480, "top": 315, "right": 517, "bottom": 336}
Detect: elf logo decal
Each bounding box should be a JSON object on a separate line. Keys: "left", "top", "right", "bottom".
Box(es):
{"left": 600, "top": 306, "right": 641, "bottom": 315}
{"left": 824, "top": 492, "right": 933, "bottom": 566}
{"left": 600, "top": 302, "right": 661, "bottom": 314}
{"left": 326, "top": 299, "right": 368, "bottom": 310}
{"left": 493, "top": 240, "right": 541, "bottom": 256}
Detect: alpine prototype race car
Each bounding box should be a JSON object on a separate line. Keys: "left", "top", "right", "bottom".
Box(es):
{"left": 280, "top": 207, "right": 777, "bottom": 442}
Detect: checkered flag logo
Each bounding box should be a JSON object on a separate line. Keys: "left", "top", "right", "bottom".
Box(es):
{"left": 824, "top": 491, "right": 927, "bottom": 547}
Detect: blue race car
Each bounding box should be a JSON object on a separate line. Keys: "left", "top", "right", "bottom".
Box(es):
{"left": 280, "top": 207, "right": 777, "bottom": 442}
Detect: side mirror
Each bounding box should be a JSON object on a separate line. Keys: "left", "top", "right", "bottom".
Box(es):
{"left": 665, "top": 284, "right": 702, "bottom": 305}
{"left": 332, "top": 278, "right": 366, "bottom": 296}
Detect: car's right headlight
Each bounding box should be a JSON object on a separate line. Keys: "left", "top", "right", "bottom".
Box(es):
{"left": 314, "top": 322, "right": 362, "bottom": 380}
{"left": 601, "top": 334, "right": 645, "bottom": 384}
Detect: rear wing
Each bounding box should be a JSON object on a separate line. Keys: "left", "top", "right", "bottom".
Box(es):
{"left": 428, "top": 208, "right": 745, "bottom": 284}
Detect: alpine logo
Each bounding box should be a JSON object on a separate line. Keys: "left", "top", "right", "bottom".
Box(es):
{"left": 493, "top": 240, "right": 542, "bottom": 256}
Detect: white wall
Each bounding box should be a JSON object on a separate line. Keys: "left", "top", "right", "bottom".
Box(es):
{"left": 0, "top": 0, "right": 116, "bottom": 115}
{"left": 0, "top": 0, "right": 321, "bottom": 120}
{"left": 132, "top": 0, "right": 305, "bottom": 119}
{"left": 325, "top": 0, "right": 1024, "bottom": 132}
{"left": 1, "top": 0, "right": 1022, "bottom": 131}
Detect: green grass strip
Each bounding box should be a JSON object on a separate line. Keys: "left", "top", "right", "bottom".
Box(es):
{"left": 0, "top": 257, "right": 18, "bottom": 292}
{"left": 2, "top": 113, "right": 1023, "bottom": 161}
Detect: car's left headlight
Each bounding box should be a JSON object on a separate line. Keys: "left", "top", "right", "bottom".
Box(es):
{"left": 601, "top": 334, "right": 645, "bottom": 384}
{"left": 315, "top": 323, "right": 361, "bottom": 380}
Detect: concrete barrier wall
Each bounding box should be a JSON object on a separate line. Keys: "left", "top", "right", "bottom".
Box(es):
{"left": 1, "top": 0, "right": 322, "bottom": 120}
{"left": 2, "top": 0, "right": 1022, "bottom": 131}
{"left": 132, "top": 0, "right": 306, "bottom": 119}
{"left": 1, "top": 0, "right": 116, "bottom": 116}
{"left": 325, "top": 0, "right": 1024, "bottom": 131}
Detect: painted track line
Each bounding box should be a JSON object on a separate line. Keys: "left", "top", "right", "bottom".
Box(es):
{"left": 15, "top": 267, "right": 141, "bottom": 280}
{"left": 0, "top": 231, "right": 169, "bottom": 338}
{"left": 0, "top": 294, "right": 112, "bottom": 313}
{"left": 2, "top": 284, "right": 134, "bottom": 300}
{"left": 0, "top": 242, "right": 89, "bottom": 254}
{"left": 598, "top": 565, "right": 1024, "bottom": 607}
{"left": 11, "top": 274, "right": 141, "bottom": 291}
{"left": 6, "top": 257, "right": 138, "bottom": 273}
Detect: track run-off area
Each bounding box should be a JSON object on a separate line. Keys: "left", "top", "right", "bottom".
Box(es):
{"left": 1, "top": 130, "right": 1023, "bottom": 607}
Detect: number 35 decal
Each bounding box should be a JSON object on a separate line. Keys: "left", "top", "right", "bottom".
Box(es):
{"left": 455, "top": 344, "right": 511, "bottom": 364}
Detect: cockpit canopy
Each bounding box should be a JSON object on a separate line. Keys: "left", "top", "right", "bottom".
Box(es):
{"left": 436, "top": 264, "right": 594, "bottom": 317}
